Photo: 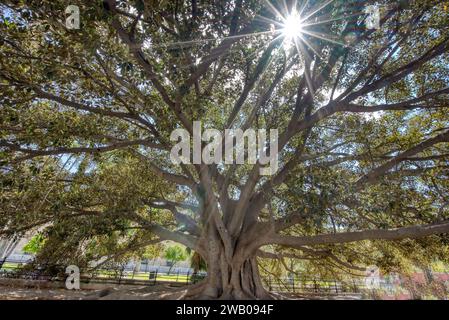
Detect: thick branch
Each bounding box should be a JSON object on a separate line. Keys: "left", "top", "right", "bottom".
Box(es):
{"left": 355, "top": 130, "right": 449, "bottom": 189}
{"left": 267, "top": 221, "right": 449, "bottom": 248}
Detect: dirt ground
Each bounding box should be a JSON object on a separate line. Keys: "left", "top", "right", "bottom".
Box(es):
{"left": 0, "top": 282, "right": 363, "bottom": 300}
{"left": 0, "top": 283, "right": 189, "bottom": 300}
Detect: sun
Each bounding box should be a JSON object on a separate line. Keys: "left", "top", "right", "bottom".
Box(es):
{"left": 282, "top": 12, "right": 304, "bottom": 40}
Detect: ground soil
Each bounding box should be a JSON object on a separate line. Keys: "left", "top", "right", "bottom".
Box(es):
{"left": 0, "top": 282, "right": 362, "bottom": 300}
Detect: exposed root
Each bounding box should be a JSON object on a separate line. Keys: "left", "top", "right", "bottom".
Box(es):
{"left": 180, "top": 280, "right": 209, "bottom": 300}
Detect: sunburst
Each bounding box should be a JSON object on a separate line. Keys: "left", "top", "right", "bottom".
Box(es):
{"left": 256, "top": 0, "right": 362, "bottom": 95}
{"left": 281, "top": 10, "right": 305, "bottom": 41}
{"left": 263, "top": 0, "right": 349, "bottom": 51}
{"left": 141, "top": 1, "right": 363, "bottom": 84}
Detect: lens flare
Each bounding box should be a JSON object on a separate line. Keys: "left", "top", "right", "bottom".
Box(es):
{"left": 282, "top": 12, "right": 304, "bottom": 40}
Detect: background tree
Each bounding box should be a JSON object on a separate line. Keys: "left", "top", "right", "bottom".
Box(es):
{"left": 164, "top": 245, "right": 187, "bottom": 274}
{"left": 1, "top": 0, "right": 449, "bottom": 299}
{"left": 22, "top": 233, "right": 46, "bottom": 255}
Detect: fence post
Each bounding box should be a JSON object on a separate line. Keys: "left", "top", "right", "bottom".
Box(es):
{"left": 186, "top": 271, "right": 190, "bottom": 284}
{"left": 335, "top": 280, "right": 339, "bottom": 294}
{"left": 0, "top": 258, "right": 6, "bottom": 270}
{"left": 176, "top": 270, "right": 179, "bottom": 282}
{"left": 119, "top": 266, "right": 123, "bottom": 284}
{"left": 352, "top": 279, "right": 357, "bottom": 292}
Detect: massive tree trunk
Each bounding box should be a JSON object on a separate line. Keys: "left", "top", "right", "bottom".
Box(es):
{"left": 187, "top": 227, "right": 271, "bottom": 300}
{"left": 194, "top": 254, "right": 270, "bottom": 300}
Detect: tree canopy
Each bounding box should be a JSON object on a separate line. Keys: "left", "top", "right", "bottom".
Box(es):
{"left": 1, "top": 0, "right": 449, "bottom": 299}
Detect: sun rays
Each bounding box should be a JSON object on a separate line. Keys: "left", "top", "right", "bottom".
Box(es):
{"left": 254, "top": 0, "right": 351, "bottom": 95}
{"left": 281, "top": 10, "right": 305, "bottom": 41}
{"left": 146, "top": 0, "right": 353, "bottom": 54}
{"left": 137, "top": 1, "right": 364, "bottom": 88}
{"left": 261, "top": 0, "right": 350, "bottom": 53}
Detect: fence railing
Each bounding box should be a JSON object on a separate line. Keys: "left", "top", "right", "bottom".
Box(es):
{"left": 262, "top": 275, "right": 380, "bottom": 295}
{"left": 1, "top": 259, "right": 448, "bottom": 299}
{"left": 0, "top": 260, "right": 381, "bottom": 294}
{"left": 0, "top": 259, "right": 206, "bottom": 286}
{"left": 263, "top": 275, "right": 449, "bottom": 299}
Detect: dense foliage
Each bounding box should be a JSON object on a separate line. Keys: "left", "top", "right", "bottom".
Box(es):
{"left": 1, "top": 0, "right": 448, "bottom": 298}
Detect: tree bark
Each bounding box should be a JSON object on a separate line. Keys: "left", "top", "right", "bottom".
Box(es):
{"left": 193, "top": 256, "right": 270, "bottom": 299}
{"left": 189, "top": 232, "right": 271, "bottom": 300}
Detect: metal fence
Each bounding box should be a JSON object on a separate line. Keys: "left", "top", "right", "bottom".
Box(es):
{"left": 1, "top": 259, "right": 448, "bottom": 299}
{"left": 0, "top": 259, "right": 384, "bottom": 294}
{"left": 263, "top": 274, "right": 449, "bottom": 299}
{"left": 263, "top": 276, "right": 360, "bottom": 295}
{"left": 0, "top": 259, "right": 206, "bottom": 286}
